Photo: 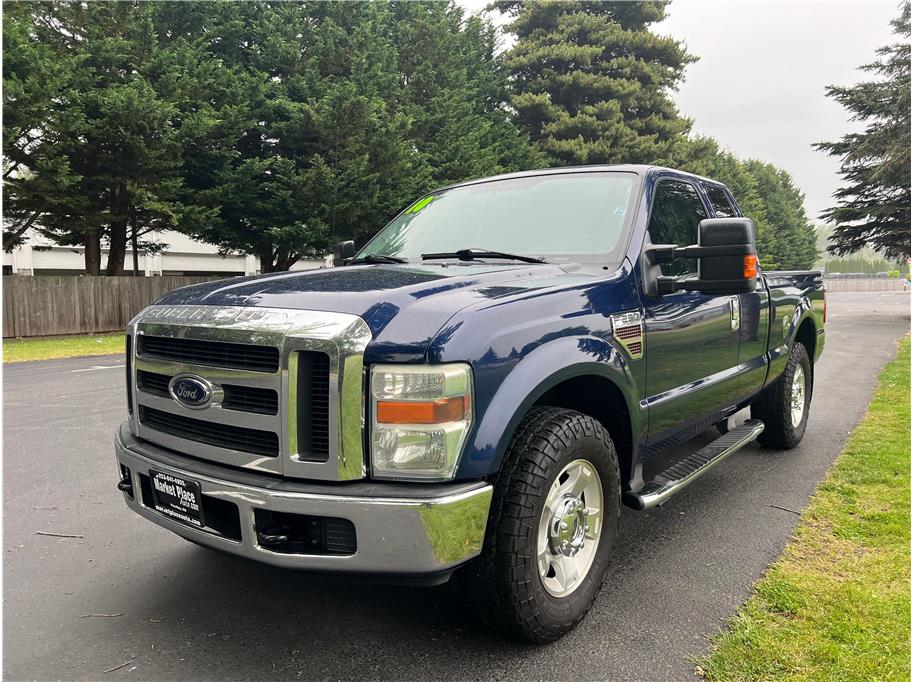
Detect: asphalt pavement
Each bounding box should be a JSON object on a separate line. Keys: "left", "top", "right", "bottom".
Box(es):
{"left": 3, "top": 291, "right": 909, "bottom": 681}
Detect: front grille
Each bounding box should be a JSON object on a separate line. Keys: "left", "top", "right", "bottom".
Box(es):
{"left": 137, "top": 370, "right": 279, "bottom": 415}
{"left": 223, "top": 385, "right": 278, "bottom": 415}
{"left": 139, "top": 406, "right": 280, "bottom": 457}
{"left": 295, "top": 352, "right": 331, "bottom": 460}
{"left": 137, "top": 370, "right": 170, "bottom": 396}
{"left": 126, "top": 335, "right": 133, "bottom": 415}
{"left": 138, "top": 335, "right": 280, "bottom": 373}
{"left": 130, "top": 306, "right": 370, "bottom": 481}
{"left": 310, "top": 354, "right": 330, "bottom": 457}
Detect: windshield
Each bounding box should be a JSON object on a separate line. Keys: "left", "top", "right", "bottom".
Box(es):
{"left": 356, "top": 172, "right": 637, "bottom": 265}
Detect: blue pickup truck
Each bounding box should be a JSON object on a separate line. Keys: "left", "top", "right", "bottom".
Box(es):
{"left": 115, "top": 165, "right": 825, "bottom": 642}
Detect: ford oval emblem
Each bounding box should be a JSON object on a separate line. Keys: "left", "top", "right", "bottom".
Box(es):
{"left": 168, "top": 375, "right": 213, "bottom": 409}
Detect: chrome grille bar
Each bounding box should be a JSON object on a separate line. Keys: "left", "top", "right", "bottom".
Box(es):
{"left": 137, "top": 335, "right": 280, "bottom": 373}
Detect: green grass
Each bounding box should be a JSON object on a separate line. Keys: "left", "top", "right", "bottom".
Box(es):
{"left": 698, "top": 336, "right": 911, "bottom": 682}
{"left": 3, "top": 332, "right": 125, "bottom": 363}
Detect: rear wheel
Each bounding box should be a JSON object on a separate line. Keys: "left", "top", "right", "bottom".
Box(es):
{"left": 751, "top": 342, "right": 812, "bottom": 449}
{"left": 464, "top": 407, "right": 621, "bottom": 643}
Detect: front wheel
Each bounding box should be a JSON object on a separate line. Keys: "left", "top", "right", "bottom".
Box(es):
{"left": 464, "top": 407, "right": 621, "bottom": 643}
{"left": 751, "top": 342, "right": 813, "bottom": 449}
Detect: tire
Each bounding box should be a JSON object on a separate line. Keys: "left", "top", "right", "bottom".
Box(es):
{"left": 751, "top": 342, "right": 812, "bottom": 449}
{"left": 463, "top": 406, "right": 621, "bottom": 643}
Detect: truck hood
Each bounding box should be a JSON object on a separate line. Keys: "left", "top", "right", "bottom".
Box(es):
{"left": 154, "top": 263, "right": 592, "bottom": 362}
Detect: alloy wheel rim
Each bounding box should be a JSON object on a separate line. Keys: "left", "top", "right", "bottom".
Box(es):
{"left": 537, "top": 459, "right": 603, "bottom": 598}
{"left": 790, "top": 364, "right": 806, "bottom": 428}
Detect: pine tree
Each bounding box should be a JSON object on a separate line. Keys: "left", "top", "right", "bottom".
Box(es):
{"left": 741, "top": 159, "right": 818, "bottom": 270}
{"left": 2, "top": 1, "right": 211, "bottom": 274}
{"left": 2, "top": 1, "right": 82, "bottom": 253}
{"left": 392, "top": 2, "right": 543, "bottom": 187}
{"left": 815, "top": 1, "right": 910, "bottom": 259}
{"left": 176, "top": 1, "right": 542, "bottom": 270}
{"left": 498, "top": 0, "right": 695, "bottom": 166}
{"left": 678, "top": 137, "right": 816, "bottom": 270}
{"left": 168, "top": 1, "right": 427, "bottom": 272}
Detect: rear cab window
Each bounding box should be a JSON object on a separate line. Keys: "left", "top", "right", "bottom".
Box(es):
{"left": 703, "top": 184, "right": 739, "bottom": 218}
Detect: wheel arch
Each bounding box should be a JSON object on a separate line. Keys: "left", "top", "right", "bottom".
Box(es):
{"left": 795, "top": 315, "right": 817, "bottom": 360}
{"left": 457, "top": 335, "right": 642, "bottom": 484}
{"left": 533, "top": 376, "right": 633, "bottom": 489}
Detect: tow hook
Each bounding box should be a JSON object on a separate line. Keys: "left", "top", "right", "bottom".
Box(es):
{"left": 116, "top": 479, "right": 133, "bottom": 494}
{"left": 257, "top": 528, "right": 290, "bottom": 547}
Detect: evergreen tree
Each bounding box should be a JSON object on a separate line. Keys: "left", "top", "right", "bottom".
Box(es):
{"left": 678, "top": 138, "right": 767, "bottom": 259}
{"left": 2, "top": 1, "right": 80, "bottom": 252}
{"left": 2, "top": 1, "right": 211, "bottom": 274}
{"left": 164, "top": 1, "right": 541, "bottom": 271}
{"left": 678, "top": 138, "right": 817, "bottom": 270}
{"left": 677, "top": 138, "right": 766, "bottom": 226}
{"left": 497, "top": 0, "right": 695, "bottom": 166}
{"left": 815, "top": 1, "right": 910, "bottom": 260}
{"left": 175, "top": 1, "right": 431, "bottom": 271}
{"left": 3, "top": 1, "right": 540, "bottom": 273}
{"left": 741, "top": 159, "right": 818, "bottom": 270}
{"left": 392, "top": 2, "right": 543, "bottom": 187}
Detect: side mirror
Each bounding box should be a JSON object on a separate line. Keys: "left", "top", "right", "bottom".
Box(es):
{"left": 647, "top": 218, "right": 758, "bottom": 295}
{"left": 332, "top": 240, "right": 355, "bottom": 267}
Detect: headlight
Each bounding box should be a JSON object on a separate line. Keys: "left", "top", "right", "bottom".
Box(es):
{"left": 370, "top": 363, "right": 474, "bottom": 480}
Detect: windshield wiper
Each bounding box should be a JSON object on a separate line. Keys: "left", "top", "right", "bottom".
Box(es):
{"left": 421, "top": 248, "right": 547, "bottom": 264}
{"left": 349, "top": 253, "right": 408, "bottom": 265}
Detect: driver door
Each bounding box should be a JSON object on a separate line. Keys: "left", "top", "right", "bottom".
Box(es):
{"left": 641, "top": 178, "right": 741, "bottom": 447}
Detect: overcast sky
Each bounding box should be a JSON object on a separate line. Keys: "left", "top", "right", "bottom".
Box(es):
{"left": 459, "top": 0, "right": 900, "bottom": 220}
{"left": 656, "top": 1, "right": 899, "bottom": 220}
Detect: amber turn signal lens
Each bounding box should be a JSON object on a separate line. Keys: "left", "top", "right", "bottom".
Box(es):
{"left": 376, "top": 396, "right": 469, "bottom": 424}
{"left": 743, "top": 254, "right": 758, "bottom": 279}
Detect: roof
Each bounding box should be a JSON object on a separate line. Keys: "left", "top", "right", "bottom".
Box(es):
{"left": 435, "top": 164, "right": 725, "bottom": 194}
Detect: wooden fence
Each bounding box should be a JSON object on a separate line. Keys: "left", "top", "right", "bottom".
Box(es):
{"left": 2, "top": 275, "right": 221, "bottom": 338}
{"left": 4, "top": 273, "right": 906, "bottom": 338}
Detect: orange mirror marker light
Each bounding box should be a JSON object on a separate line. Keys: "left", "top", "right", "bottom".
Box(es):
{"left": 743, "top": 254, "right": 758, "bottom": 279}
{"left": 377, "top": 395, "right": 469, "bottom": 424}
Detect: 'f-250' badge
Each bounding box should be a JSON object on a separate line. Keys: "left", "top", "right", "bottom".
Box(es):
{"left": 168, "top": 374, "right": 214, "bottom": 409}
{"left": 610, "top": 311, "right": 645, "bottom": 360}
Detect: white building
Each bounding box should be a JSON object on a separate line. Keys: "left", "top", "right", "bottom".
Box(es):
{"left": 3, "top": 230, "right": 323, "bottom": 276}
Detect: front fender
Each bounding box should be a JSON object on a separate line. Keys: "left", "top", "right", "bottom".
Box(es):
{"left": 456, "top": 335, "right": 643, "bottom": 479}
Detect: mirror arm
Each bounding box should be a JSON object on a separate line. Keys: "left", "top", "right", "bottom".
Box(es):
{"left": 675, "top": 244, "right": 755, "bottom": 259}
{"left": 656, "top": 276, "right": 682, "bottom": 295}
{"left": 646, "top": 243, "right": 754, "bottom": 265}
{"left": 645, "top": 244, "right": 678, "bottom": 265}
{"left": 657, "top": 275, "right": 757, "bottom": 295}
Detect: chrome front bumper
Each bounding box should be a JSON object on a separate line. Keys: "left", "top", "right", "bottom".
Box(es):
{"left": 115, "top": 423, "right": 492, "bottom": 576}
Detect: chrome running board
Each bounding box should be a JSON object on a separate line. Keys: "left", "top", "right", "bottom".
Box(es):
{"left": 625, "top": 419, "right": 765, "bottom": 510}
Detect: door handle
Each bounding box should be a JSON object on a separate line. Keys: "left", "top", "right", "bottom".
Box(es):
{"left": 730, "top": 297, "right": 741, "bottom": 332}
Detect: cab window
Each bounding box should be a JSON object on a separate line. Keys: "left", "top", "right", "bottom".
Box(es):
{"left": 647, "top": 180, "right": 707, "bottom": 276}
{"left": 704, "top": 184, "right": 738, "bottom": 218}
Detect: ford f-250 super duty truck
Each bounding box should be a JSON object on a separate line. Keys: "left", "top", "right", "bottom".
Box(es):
{"left": 115, "top": 165, "right": 825, "bottom": 642}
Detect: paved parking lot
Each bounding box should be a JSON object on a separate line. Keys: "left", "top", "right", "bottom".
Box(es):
{"left": 3, "top": 291, "right": 909, "bottom": 681}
